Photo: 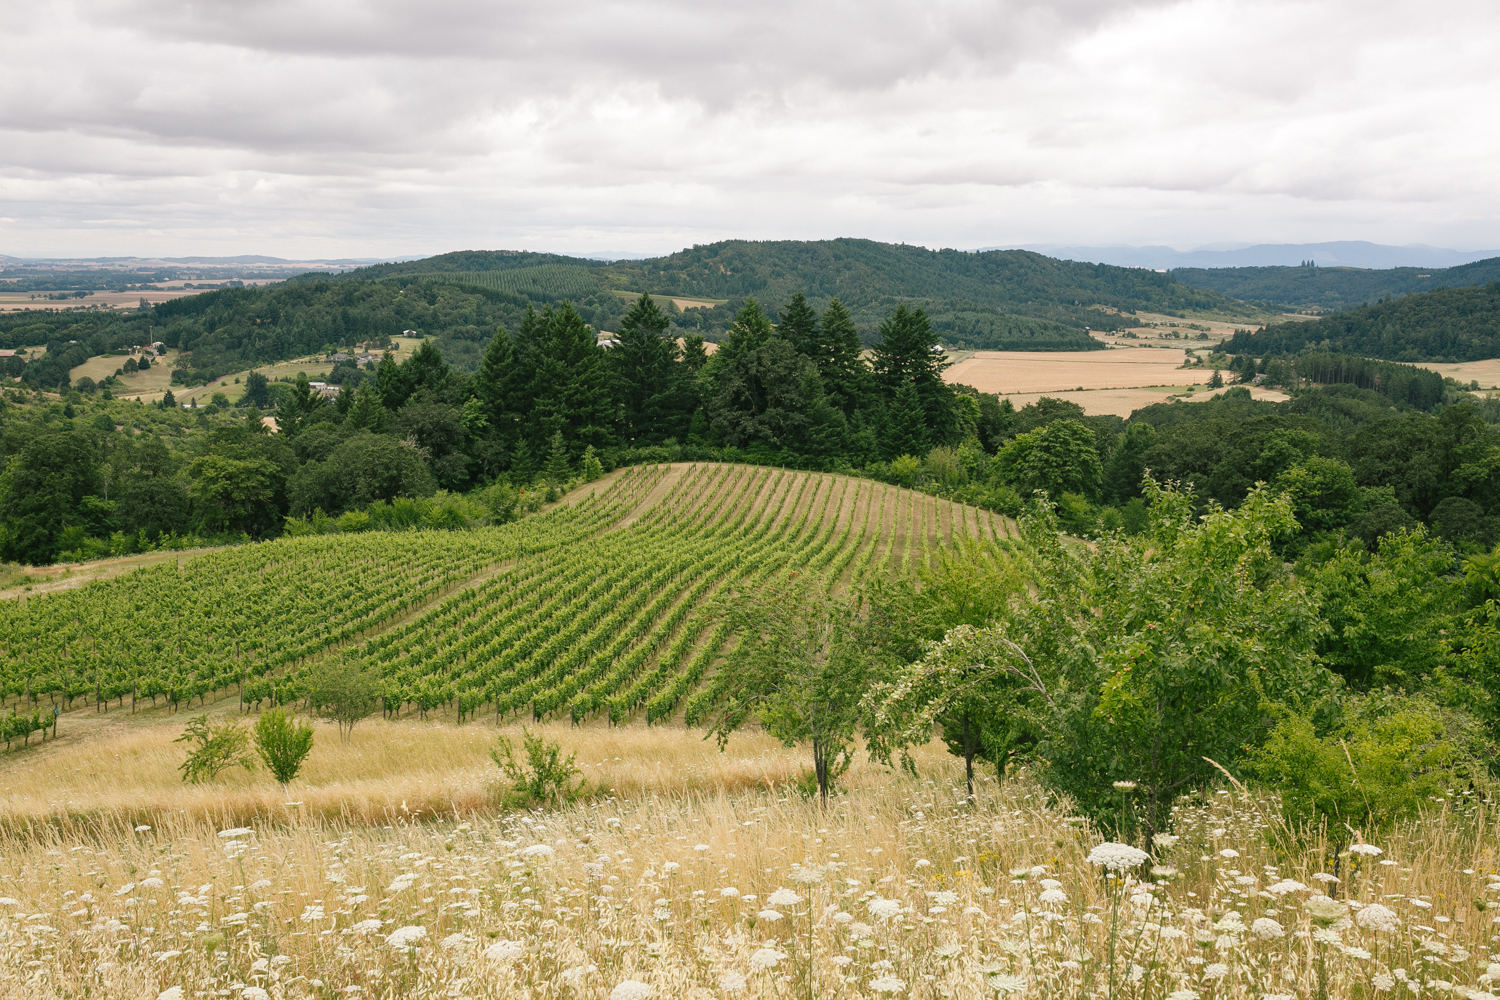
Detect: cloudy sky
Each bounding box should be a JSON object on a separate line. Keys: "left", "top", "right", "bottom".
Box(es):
{"left": 2, "top": 0, "right": 1497, "bottom": 259}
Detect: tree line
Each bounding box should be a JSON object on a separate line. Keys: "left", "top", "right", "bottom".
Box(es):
{"left": 1225, "top": 281, "right": 1500, "bottom": 362}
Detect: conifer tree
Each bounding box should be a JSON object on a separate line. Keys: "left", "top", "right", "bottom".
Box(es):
{"left": 543, "top": 430, "right": 571, "bottom": 483}
{"left": 510, "top": 437, "right": 534, "bottom": 484}
{"left": 777, "top": 292, "right": 820, "bottom": 356}
{"left": 816, "top": 298, "right": 871, "bottom": 416}
{"left": 346, "top": 380, "right": 385, "bottom": 432}
{"left": 713, "top": 298, "right": 775, "bottom": 368}
{"left": 531, "top": 303, "right": 614, "bottom": 456}
{"left": 476, "top": 325, "right": 516, "bottom": 430}
{"left": 611, "top": 293, "right": 688, "bottom": 445}
{"left": 886, "top": 378, "right": 929, "bottom": 458}
{"left": 871, "top": 304, "right": 955, "bottom": 446}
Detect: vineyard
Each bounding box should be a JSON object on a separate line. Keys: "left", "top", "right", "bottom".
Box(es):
{"left": 442, "top": 265, "right": 605, "bottom": 301}
{"left": 0, "top": 465, "right": 1012, "bottom": 733}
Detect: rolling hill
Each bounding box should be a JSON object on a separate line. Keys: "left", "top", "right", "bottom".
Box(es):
{"left": 1173, "top": 256, "right": 1500, "bottom": 312}
{"left": 1224, "top": 281, "right": 1500, "bottom": 362}
{"left": 0, "top": 463, "right": 1011, "bottom": 729}
{"left": 328, "top": 237, "right": 1256, "bottom": 348}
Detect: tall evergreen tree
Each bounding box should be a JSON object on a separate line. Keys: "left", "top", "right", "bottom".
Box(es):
{"left": 543, "top": 430, "right": 571, "bottom": 482}
{"left": 531, "top": 303, "right": 615, "bottom": 455}
{"left": 778, "top": 292, "right": 820, "bottom": 356}
{"left": 346, "top": 381, "right": 385, "bottom": 432}
{"left": 506, "top": 306, "right": 549, "bottom": 427}
{"left": 714, "top": 298, "right": 775, "bottom": 368}
{"left": 510, "top": 437, "right": 534, "bottom": 484}
{"left": 871, "top": 304, "right": 955, "bottom": 446}
{"left": 476, "top": 326, "right": 516, "bottom": 429}
{"left": 611, "top": 293, "right": 689, "bottom": 445}
{"left": 886, "top": 378, "right": 930, "bottom": 458}
{"left": 815, "top": 298, "right": 870, "bottom": 416}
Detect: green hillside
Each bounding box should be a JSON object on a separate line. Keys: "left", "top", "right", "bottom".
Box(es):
{"left": 1224, "top": 282, "right": 1500, "bottom": 362}
{"left": 0, "top": 463, "right": 1009, "bottom": 724}
{"left": 342, "top": 250, "right": 612, "bottom": 279}
{"left": 1174, "top": 256, "right": 1500, "bottom": 312}
{"left": 335, "top": 238, "right": 1256, "bottom": 346}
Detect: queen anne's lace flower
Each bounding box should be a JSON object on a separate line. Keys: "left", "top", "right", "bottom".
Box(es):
{"left": 989, "top": 974, "right": 1025, "bottom": 994}
{"left": 788, "top": 865, "right": 826, "bottom": 885}
{"left": 1305, "top": 895, "right": 1348, "bottom": 926}
{"left": 485, "top": 940, "right": 526, "bottom": 962}
{"left": 1087, "top": 843, "right": 1150, "bottom": 872}
{"left": 1348, "top": 843, "right": 1384, "bottom": 856}
{"left": 521, "top": 845, "right": 554, "bottom": 859}
{"left": 868, "top": 898, "right": 902, "bottom": 920}
{"left": 749, "top": 947, "right": 785, "bottom": 971}
{"left": 720, "top": 972, "right": 747, "bottom": 992}
{"left": 1266, "top": 880, "right": 1308, "bottom": 895}
{"left": 1251, "top": 918, "right": 1285, "bottom": 939}
{"left": 767, "top": 888, "right": 803, "bottom": 907}
{"left": 1356, "top": 903, "right": 1400, "bottom": 932}
{"left": 609, "top": 981, "right": 653, "bottom": 1000}
{"left": 386, "top": 926, "right": 426, "bottom": 951}
{"left": 868, "top": 975, "right": 906, "bottom": 994}
{"left": 1038, "top": 888, "right": 1068, "bottom": 905}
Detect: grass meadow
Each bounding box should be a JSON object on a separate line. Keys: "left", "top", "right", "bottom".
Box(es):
{"left": 1, "top": 715, "right": 1498, "bottom": 1000}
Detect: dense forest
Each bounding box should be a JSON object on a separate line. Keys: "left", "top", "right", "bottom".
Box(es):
{"left": 1225, "top": 281, "right": 1500, "bottom": 362}
{"left": 1175, "top": 256, "right": 1500, "bottom": 312}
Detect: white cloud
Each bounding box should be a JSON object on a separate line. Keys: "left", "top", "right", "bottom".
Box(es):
{"left": 0, "top": 0, "right": 1496, "bottom": 257}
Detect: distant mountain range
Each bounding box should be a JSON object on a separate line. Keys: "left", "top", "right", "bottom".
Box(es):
{"left": 985, "top": 241, "right": 1500, "bottom": 271}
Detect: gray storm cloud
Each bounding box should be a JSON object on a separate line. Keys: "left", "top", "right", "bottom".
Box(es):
{"left": 0, "top": 0, "right": 1496, "bottom": 257}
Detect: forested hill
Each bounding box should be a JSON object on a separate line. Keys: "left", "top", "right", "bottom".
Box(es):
{"left": 1224, "top": 281, "right": 1500, "bottom": 363}
{"left": 337, "top": 250, "right": 611, "bottom": 280}
{"left": 598, "top": 240, "right": 1247, "bottom": 327}
{"left": 1173, "top": 256, "right": 1500, "bottom": 312}
{"left": 327, "top": 238, "right": 1253, "bottom": 348}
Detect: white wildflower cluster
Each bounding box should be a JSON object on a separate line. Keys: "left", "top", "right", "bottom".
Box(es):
{"left": 1086, "top": 842, "right": 1150, "bottom": 872}
{"left": 6, "top": 775, "right": 1483, "bottom": 1000}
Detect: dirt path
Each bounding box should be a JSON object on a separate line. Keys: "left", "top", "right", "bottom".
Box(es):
{"left": 0, "top": 546, "right": 228, "bottom": 602}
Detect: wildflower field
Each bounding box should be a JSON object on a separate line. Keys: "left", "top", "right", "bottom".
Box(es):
{"left": 1, "top": 719, "right": 1499, "bottom": 1000}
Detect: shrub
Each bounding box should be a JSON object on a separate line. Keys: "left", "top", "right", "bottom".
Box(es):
{"left": 174, "top": 714, "right": 254, "bottom": 784}
{"left": 1244, "top": 694, "right": 1476, "bottom": 859}
{"left": 304, "top": 659, "right": 382, "bottom": 743}
{"left": 490, "top": 728, "right": 584, "bottom": 808}
{"left": 252, "top": 709, "right": 315, "bottom": 790}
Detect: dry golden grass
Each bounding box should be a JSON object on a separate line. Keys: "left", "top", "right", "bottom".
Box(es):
{"left": 997, "top": 384, "right": 1292, "bottom": 418}
{"left": 943, "top": 347, "right": 1195, "bottom": 396}
{"left": 1424, "top": 360, "right": 1500, "bottom": 391}
{"left": 2, "top": 715, "right": 1498, "bottom": 1000}
{"left": 0, "top": 717, "right": 834, "bottom": 838}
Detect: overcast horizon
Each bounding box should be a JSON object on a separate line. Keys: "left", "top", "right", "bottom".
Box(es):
{"left": 3, "top": 0, "right": 1497, "bottom": 260}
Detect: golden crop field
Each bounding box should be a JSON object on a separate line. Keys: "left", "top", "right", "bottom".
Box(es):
{"left": 943, "top": 346, "right": 1195, "bottom": 395}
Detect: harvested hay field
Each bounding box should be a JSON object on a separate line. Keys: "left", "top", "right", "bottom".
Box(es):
{"left": 944, "top": 345, "right": 1192, "bottom": 395}
{"left": 1001, "top": 384, "right": 1290, "bottom": 417}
